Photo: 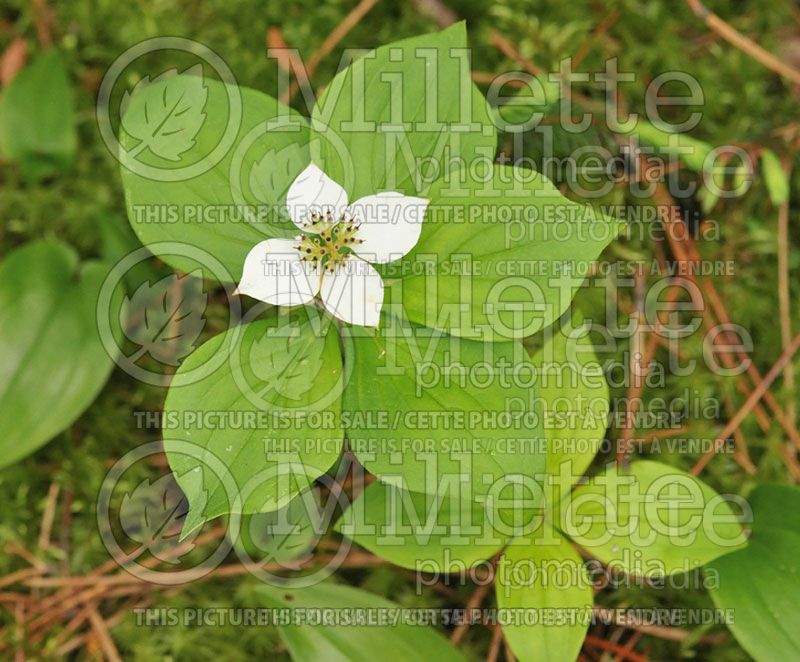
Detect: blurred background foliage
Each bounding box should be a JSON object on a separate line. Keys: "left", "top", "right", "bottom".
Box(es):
{"left": 1, "top": 0, "right": 799, "bottom": 659}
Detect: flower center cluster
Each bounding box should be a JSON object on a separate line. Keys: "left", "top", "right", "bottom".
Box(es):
{"left": 295, "top": 210, "right": 363, "bottom": 272}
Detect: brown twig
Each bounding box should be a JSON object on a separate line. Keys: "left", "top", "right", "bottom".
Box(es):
{"left": 618, "top": 631, "right": 644, "bottom": 662}
{"left": 5, "top": 543, "right": 47, "bottom": 572}
{"left": 654, "top": 218, "right": 770, "bottom": 433}
{"left": 489, "top": 29, "right": 544, "bottom": 76}
{"left": 616, "top": 266, "right": 651, "bottom": 465}
{"left": 49, "top": 603, "right": 96, "bottom": 650}
{"left": 776, "top": 157, "right": 796, "bottom": 425}
{"left": 412, "top": 0, "right": 457, "bottom": 28}
{"left": 617, "top": 271, "right": 687, "bottom": 465}
{"left": 450, "top": 562, "right": 496, "bottom": 645}
{"left": 306, "top": 0, "right": 379, "bottom": 78}
{"left": 727, "top": 396, "right": 757, "bottom": 475}
{"left": 267, "top": 27, "right": 311, "bottom": 106}
{"left": 471, "top": 71, "right": 525, "bottom": 88}
{"left": 584, "top": 634, "right": 649, "bottom": 662}
{"left": 692, "top": 329, "right": 800, "bottom": 474}
{"left": 30, "top": 0, "right": 55, "bottom": 49}
{"left": 487, "top": 624, "right": 504, "bottom": 662}
{"left": 0, "top": 592, "right": 33, "bottom": 603}
{"left": 592, "top": 607, "right": 726, "bottom": 644}
{"left": 0, "top": 37, "right": 27, "bottom": 86}
{"left": 20, "top": 546, "right": 384, "bottom": 642}
{"left": 38, "top": 483, "right": 60, "bottom": 551}
{"left": 0, "top": 568, "right": 41, "bottom": 591}
{"left": 14, "top": 602, "right": 24, "bottom": 662}
{"left": 616, "top": 298, "right": 689, "bottom": 363}
{"left": 573, "top": 10, "right": 621, "bottom": 68}
{"left": 87, "top": 608, "right": 122, "bottom": 662}
{"left": 25, "top": 524, "right": 225, "bottom": 622}
{"left": 653, "top": 181, "right": 800, "bottom": 447}
{"left": 780, "top": 444, "right": 800, "bottom": 481}
{"left": 54, "top": 596, "right": 155, "bottom": 656}
{"left": 685, "top": 0, "right": 800, "bottom": 86}
{"left": 684, "top": 230, "right": 800, "bottom": 450}
{"left": 58, "top": 489, "right": 74, "bottom": 576}
{"left": 731, "top": 423, "right": 758, "bottom": 476}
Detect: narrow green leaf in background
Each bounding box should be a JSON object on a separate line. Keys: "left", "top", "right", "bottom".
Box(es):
{"left": 626, "top": 121, "right": 712, "bottom": 172}
{"left": 760, "top": 148, "right": 789, "bottom": 206}
{"left": 0, "top": 50, "right": 76, "bottom": 180}
{"left": 0, "top": 241, "right": 120, "bottom": 468}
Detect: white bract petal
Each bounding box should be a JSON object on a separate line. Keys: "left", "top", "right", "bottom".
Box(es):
{"left": 349, "top": 192, "right": 429, "bottom": 264}
{"left": 237, "top": 239, "right": 320, "bottom": 306}
{"left": 319, "top": 258, "right": 384, "bottom": 327}
{"left": 285, "top": 163, "right": 348, "bottom": 231}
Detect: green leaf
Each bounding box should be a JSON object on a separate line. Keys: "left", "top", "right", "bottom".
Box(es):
{"left": 697, "top": 183, "right": 720, "bottom": 215}
{"left": 496, "top": 526, "right": 593, "bottom": 662}
{"left": 532, "top": 317, "right": 609, "bottom": 484}
{"left": 250, "top": 322, "right": 326, "bottom": 401}
{"left": 163, "top": 312, "right": 344, "bottom": 535}
{"left": 707, "top": 484, "right": 800, "bottom": 662}
{"left": 492, "top": 76, "right": 561, "bottom": 128}
{"left": 98, "top": 214, "right": 164, "bottom": 293}
{"left": 119, "top": 471, "right": 202, "bottom": 564}
{"left": 0, "top": 50, "right": 76, "bottom": 180}
{"left": 233, "top": 489, "right": 321, "bottom": 564}
{"left": 120, "top": 64, "right": 208, "bottom": 161}
{"left": 336, "top": 482, "right": 509, "bottom": 571}
{"left": 0, "top": 241, "right": 120, "bottom": 468}
{"left": 310, "top": 21, "right": 497, "bottom": 200}
{"left": 492, "top": 83, "right": 611, "bottom": 185}
{"left": 342, "top": 313, "right": 546, "bottom": 502}
{"left": 122, "top": 271, "right": 207, "bottom": 366}
{"left": 245, "top": 581, "right": 465, "bottom": 661}
{"left": 390, "top": 165, "right": 622, "bottom": 340}
{"left": 560, "top": 460, "right": 746, "bottom": 575}
{"left": 761, "top": 148, "right": 789, "bottom": 206}
{"left": 626, "top": 121, "right": 711, "bottom": 172}
{"left": 119, "top": 75, "right": 309, "bottom": 280}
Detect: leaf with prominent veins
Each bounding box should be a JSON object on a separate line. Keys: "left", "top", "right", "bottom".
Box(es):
{"left": 121, "top": 64, "right": 208, "bottom": 161}
{"left": 164, "top": 315, "right": 344, "bottom": 535}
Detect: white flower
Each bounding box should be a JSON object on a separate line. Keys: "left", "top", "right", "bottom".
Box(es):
{"left": 236, "top": 163, "right": 429, "bottom": 327}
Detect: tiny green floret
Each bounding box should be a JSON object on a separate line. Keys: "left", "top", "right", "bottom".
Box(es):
{"left": 294, "top": 210, "right": 364, "bottom": 272}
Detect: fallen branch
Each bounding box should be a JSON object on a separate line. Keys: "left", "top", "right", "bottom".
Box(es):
{"left": 685, "top": 0, "right": 800, "bottom": 86}
{"left": 306, "top": 0, "right": 379, "bottom": 78}
{"left": 489, "top": 29, "right": 544, "bottom": 76}
{"left": 584, "top": 634, "right": 650, "bottom": 662}
{"left": 692, "top": 329, "right": 800, "bottom": 474}
{"left": 449, "top": 560, "right": 496, "bottom": 645}
{"left": 776, "top": 156, "right": 796, "bottom": 425}
{"left": 87, "top": 608, "right": 123, "bottom": 662}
